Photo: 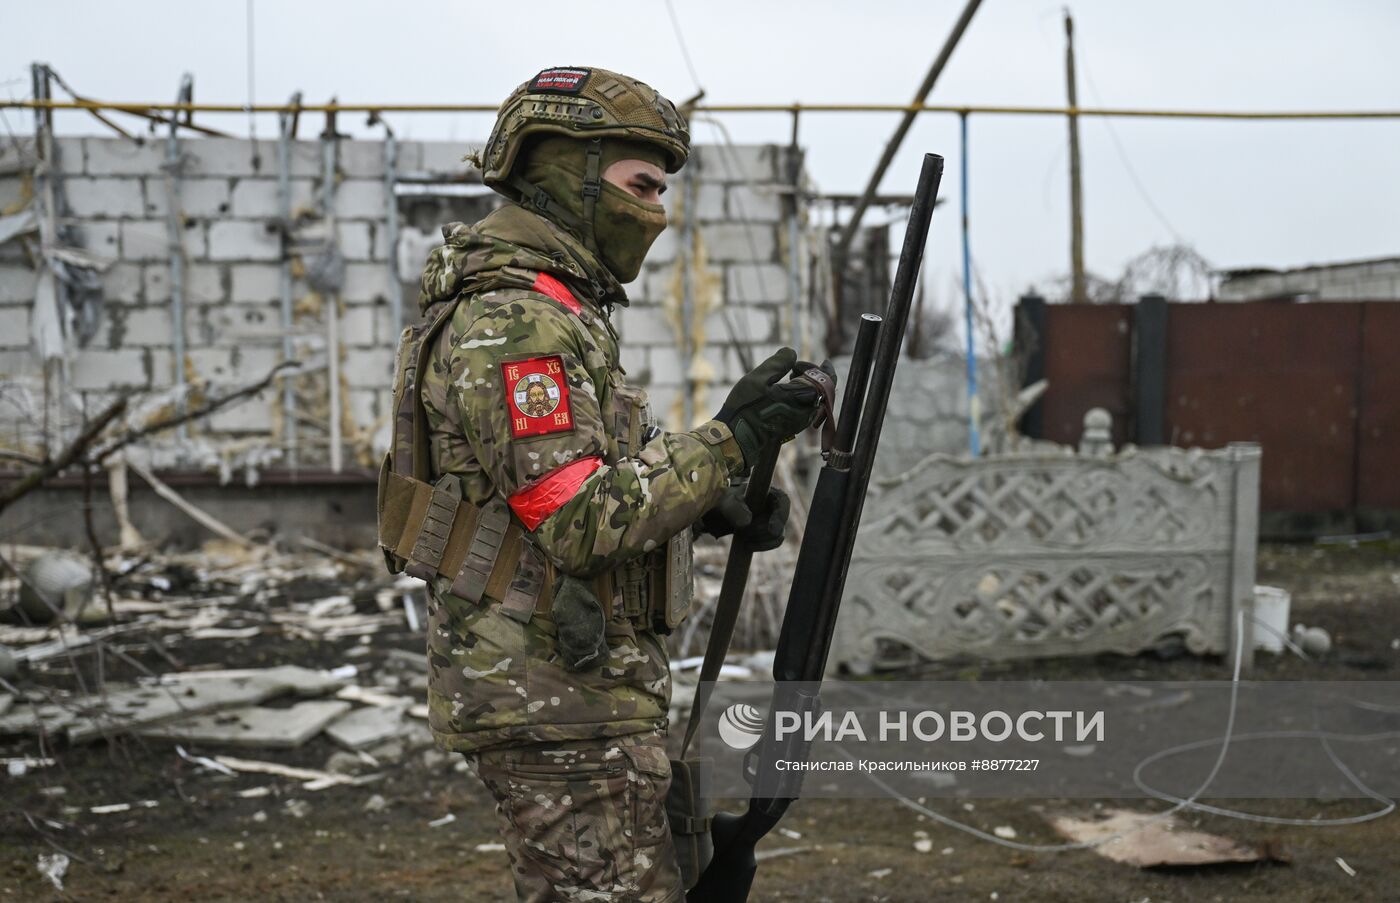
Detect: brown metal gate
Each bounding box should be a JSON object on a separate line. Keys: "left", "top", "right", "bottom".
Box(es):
{"left": 1018, "top": 298, "right": 1400, "bottom": 537}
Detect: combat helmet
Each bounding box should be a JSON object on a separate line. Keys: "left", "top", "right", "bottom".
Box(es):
{"left": 479, "top": 67, "right": 689, "bottom": 253}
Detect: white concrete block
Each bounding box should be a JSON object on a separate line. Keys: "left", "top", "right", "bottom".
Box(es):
{"left": 617, "top": 304, "right": 675, "bottom": 346}
{"left": 342, "top": 304, "right": 377, "bottom": 346}
{"left": 120, "top": 220, "right": 171, "bottom": 262}
{"left": 337, "top": 221, "right": 374, "bottom": 260}
{"left": 726, "top": 184, "right": 783, "bottom": 222}
{"left": 71, "top": 348, "right": 148, "bottom": 389}
{"left": 336, "top": 180, "right": 388, "bottom": 219}
{"left": 64, "top": 177, "right": 144, "bottom": 218}
{"left": 231, "top": 263, "right": 282, "bottom": 304}
{"left": 201, "top": 300, "right": 289, "bottom": 342}
{"left": 0, "top": 176, "right": 24, "bottom": 212}
{"left": 620, "top": 344, "right": 649, "bottom": 378}
{"left": 186, "top": 263, "right": 228, "bottom": 304}
{"left": 0, "top": 266, "right": 37, "bottom": 303}
{"left": 83, "top": 138, "right": 162, "bottom": 176}
{"left": 144, "top": 177, "right": 234, "bottom": 219}
{"left": 0, "top": 137, "right": 37, "bottom": 174}
{"left": 209, "top": 393, "right": 273, "bottom": 433}
{"left": 0, "top": 305, "right": 29, "bottom": 347}
{"left": 343, "top": 262, "right": 392, "bottom": 303}
{"left": 115, "top": 305, "right": 176, "bottom": 347}
{"left": 726, "top": 263, "right": 789, "bottom": 303}
{"left": 344, "top": 346, "right": 395, "bottom": 388}
{"left": 229, "top": 178, "right": 278, "bottom": 218}
{"left": 348, "top": 388, "right": 382, "bottom": 428}
{"left": 693, "top": 183, "right": 726, "bottom": 221}
{"left": 703, "top": 223, "right": 777, "bottom": 263}
{"left": 252, "top": 139, "right": 322, "bottom": 178}
{"left": 645, "top": 226, "right": 677, "bottom": 264}
{"left": 187, "top": 345, "right": 280, "bottom": 383}
{"left": 649, "top": 346, "right": 686, "bottom": 386}
{"left": 693, "top": 145, "right": 777, "bottom": 183}
{"left": 0, "top": 349, "right": 37, "bottom": 378}
{"left": 207, "top": 220, "right": 280, "bottom": 261}
{"left": 417, "top": 142, "right": 477, "bottom": 177}
{"left": 184, "top": 138, "right": 267, "bottom": 177}
{"left": 73, "top": 220, "right": 119, "bottom": 257}
{"left": 340, "top": 141, "right": 385, "bottom": 178}
{"left": 705, "top": 303, "right": 776, "bottom": 346}
{"left": 143, "top": 264, "right": 170, "bottom": 303}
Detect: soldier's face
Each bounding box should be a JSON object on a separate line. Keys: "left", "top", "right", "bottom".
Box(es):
{"left": 603, "top": 159, "right": 667, "bottom": 205}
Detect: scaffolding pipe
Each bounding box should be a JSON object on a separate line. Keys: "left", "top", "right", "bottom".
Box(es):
{"left": 164, "top": 74, "right": 193, "bottom": 440}
{"left": 276, "top": 91, "right": 302, "bottom": 469}
{"left": 372, "top": 113, "right": 404, "bottom": 340}
{"left": 320, "top": 118, "right": 343, "bottom": 473}
{"left": 29, "top": 63, "right": 63, "bottom": 458}
{"left": 9, "top": 98, "right": 1400, "bottom": 120}
{"left": 960, "top": 113, "right": 980, "bottom": 457}
{"left": 679, "top": 163, "right": 696, "bottom": 429}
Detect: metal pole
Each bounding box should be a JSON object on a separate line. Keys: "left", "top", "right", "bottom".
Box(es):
{"left": 277, "top": 91, "right": 301, "bottom": 469}
{"left": 383, "top": 127, "right": 403, "bottom": 338}
{"left": 165, "top": 74, "right": 192, "bottom": 440}
{"left": 679, "top": 163, "right": 695, "bottom": 428}
{"left": 30, "top": 63, "right": 62, "bottom": 457}
{"left": 833, "top": 0, "right": 983, "bottom": 264}
{"left": 320, "top": 114, "right": 342, "bottom": 473}
{"left": 1066, "top": 10, "right": 1087, "bottom": 303}
{"left": 785, "top": 114, "right": 805, "bottom": 355}
{"left": 960, "top": 113, "right": 980, "bottom": 456}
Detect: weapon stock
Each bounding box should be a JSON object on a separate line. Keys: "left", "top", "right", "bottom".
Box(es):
{"left": 688, "top": 153, "right": 945, "bottom": 903}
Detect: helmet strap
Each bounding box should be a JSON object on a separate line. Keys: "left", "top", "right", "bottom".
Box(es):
{"left": 579, "top": 138, "right": 603, "bottom": 256}
{"left": 508, "top": 174, "right": 585, "bottom": 232}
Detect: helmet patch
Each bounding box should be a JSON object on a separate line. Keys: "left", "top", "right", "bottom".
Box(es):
{"left": 529, "top": 67, "right": 592, "bottom": 95}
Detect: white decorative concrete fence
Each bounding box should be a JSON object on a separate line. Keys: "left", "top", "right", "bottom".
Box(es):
{"left": 831, "top": 440, "right": 1262, "bottom": 673}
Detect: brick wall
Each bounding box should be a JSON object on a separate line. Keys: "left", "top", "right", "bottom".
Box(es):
{"left": 0, "top": 135, "right": 818, "bottom": 472}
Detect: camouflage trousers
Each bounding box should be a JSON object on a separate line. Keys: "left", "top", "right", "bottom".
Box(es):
{"left": 471, "top": 730, "right": 684, "bottom": 902}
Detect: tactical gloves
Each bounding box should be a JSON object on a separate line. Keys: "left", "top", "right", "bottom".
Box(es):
{"left": 552, "top": 575, "right": 609, "bottom": 671}
{"left": 698, "top": 485, "right": 791, "bottom": 551}
{"left": 715, "top": 348, "right": 834, "bottom": 469}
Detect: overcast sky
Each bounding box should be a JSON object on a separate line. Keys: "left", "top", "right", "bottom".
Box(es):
{"left": 6, "top": 0, "right": 1399, "bottom": 326}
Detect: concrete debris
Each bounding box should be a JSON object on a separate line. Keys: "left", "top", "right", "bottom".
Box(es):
{"left": 209, "top": 753, "right": 373, "bottom": 791}
{"left": 474, "top": 842, "right": 506, "bottom": 852}
{"left": 1047, "top": 808, "right": 1288, "bottom": 868}
{"left": 0, "top": 693, "right": 12, "bottom": 717}
{"left": 1336, "top": 856, "right": 1356, "bottom": 877}
{"left": 140, "top": 699, "right": 353, "bottom": 749}
{"left": 363, "top": 793, "right": 388, "bottom": 812}
{"left": 4, "top": 756, "right": 55, "bottom": 776}
{"left": 17, "top": 552, "right": 94, "bottom": 624}
{"left": 90, "top": 800, "right": 159, "bottom": 814}
{"left": 0, "top": 645, "right": 15, "bottom": 680}
{"left": 428, "top": 813, "right": 456, "bottom": 828}
{"left": 37, "top": 853, "right": 69, "bottom": 892}
{"left": 326, "top": 702, "right": 408, "bottom": 750}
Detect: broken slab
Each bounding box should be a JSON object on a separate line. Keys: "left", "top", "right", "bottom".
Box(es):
{"left": 326, "top": 704, "right": 408, "bottom": 750}
{"left": 57, "top": 666, "right": 348, "bottom": 744}
{"left": 139, "top": 699, "right": 352, "bottom": 749}
{"left": 1047, "top": 808, "right": 1287, "bottom": 868}
{"left": 0, "top": 694, "right": 12, "bottom": 717}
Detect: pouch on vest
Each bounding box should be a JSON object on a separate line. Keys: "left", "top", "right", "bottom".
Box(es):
{"left": 666, "top": 756, "right": 713, "bottom": 890}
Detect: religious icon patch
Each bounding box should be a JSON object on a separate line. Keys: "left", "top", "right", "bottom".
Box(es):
{"left": 503, "top": 355, "right": 573, "bottom": 438}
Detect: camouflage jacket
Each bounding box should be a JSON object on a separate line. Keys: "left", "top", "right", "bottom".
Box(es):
{"left": 416, "top": 203, "right": 745, "bottom": 753}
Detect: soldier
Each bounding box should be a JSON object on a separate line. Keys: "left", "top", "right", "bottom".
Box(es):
{"left": 378, "top": 67, "right": 829, "bottom": 902}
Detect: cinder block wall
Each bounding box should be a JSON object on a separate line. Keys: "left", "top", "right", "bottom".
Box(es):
{"left": 0, "top": 136, "right": 818, "bottom": 473}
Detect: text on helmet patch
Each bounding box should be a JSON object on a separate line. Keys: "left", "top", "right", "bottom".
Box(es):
{"left": 503, "top": 355, "right": 574, "bottom": 438}
{"left": 529, "top": 68, "right": 592, "bottom": 95}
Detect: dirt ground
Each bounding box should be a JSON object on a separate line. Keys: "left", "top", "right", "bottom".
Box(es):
{"left": 2, "top": 540, "right": 1398, "bottom": 902}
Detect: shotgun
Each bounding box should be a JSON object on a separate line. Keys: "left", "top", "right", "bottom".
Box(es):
{"left": 687, "top": 152, "right": 945, "bottom": 903}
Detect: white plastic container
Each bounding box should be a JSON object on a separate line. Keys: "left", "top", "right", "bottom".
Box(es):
{"left": 1253, "top": 585, "right": 1292, "bottom": 653}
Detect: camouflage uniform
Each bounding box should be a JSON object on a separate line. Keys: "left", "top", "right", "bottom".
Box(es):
{"left": 403, "top": 67, "right": 747, "bottom": 901}
{"left": 385, "top": 66, "right": 814, "bottom": 902}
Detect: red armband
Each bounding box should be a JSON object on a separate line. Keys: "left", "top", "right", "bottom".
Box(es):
{"left": 507, "top": 455, "right": 604, "bottom": 531}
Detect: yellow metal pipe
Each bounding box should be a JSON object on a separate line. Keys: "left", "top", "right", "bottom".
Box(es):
{"left": 4, "top": 98, "right": 1400, "bottom": 120}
